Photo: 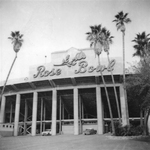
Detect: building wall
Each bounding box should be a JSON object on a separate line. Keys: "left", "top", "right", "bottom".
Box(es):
{"left": 0, "top": 124, "right": 14, "bottom": 137}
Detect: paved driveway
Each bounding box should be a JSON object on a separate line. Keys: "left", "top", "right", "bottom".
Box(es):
{"left": 0, "top": 134, "right": 150, "bottom": 150}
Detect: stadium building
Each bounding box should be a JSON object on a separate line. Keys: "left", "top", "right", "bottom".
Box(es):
{"left": 0, "top": 48, "right": 128, "bottom": 136}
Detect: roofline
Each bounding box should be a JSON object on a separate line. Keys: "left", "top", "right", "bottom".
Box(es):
{"left": 51, "top": 47, "right": 93, "bottom": 54}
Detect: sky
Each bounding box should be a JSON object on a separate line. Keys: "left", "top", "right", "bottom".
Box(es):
{"left": 0, "top": 0, "right": 150, "bottom": 82}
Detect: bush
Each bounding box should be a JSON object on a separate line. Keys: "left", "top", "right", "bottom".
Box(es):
{"left": 114, "top": 121, "right": 144, "bottom": 136}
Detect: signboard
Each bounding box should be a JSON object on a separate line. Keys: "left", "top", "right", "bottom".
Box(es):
{"left": 29, "top": 48, "right": 123, "bottom": 81}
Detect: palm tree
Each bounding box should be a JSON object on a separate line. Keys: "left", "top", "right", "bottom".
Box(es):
{"left": 126, "top": 59, "right": 150, "bottom": 134}
{"left": 8, "top": 31, "right": 23, "bottom": 53}
{"left": 113, "top": 11, "right": 131, "bottom": 125}
{"left": 132, "top": 32, "right": 150, "bottom": 61}
{"left": 0, "top": 31, "right": 23, "bottom": 102}
{"left": 86, "top": 25, "right": 115, "bottom": 135}
{"left": 132, "top": 32, "right": 150, "bottom": 127}
{"left": 103, "top": 29, "right": 121, "bottom": 124}
{"left": 86, "top": 25, "right": 103, "bottom": 56}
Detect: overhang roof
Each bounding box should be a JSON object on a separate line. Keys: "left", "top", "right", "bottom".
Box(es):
{"left": 0, "top": 75, "right": 121, "bottom": 94}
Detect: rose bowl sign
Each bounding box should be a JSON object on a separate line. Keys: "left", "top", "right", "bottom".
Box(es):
{"left": 29, "top": 48, "right": 123, "bottom": 81}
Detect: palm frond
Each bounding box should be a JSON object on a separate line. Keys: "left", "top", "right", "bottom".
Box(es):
{"left": 125, "top": 18, "right": 131, "bottom": 23}
{"left": 112, "top": 19, "right": 118, "bottom": 22}
{"left": 90, "top": 42, "right": 94, "bottom": 48}
{"left": 86, "top": 32, "right": 91, "bottom": 35}
{"left": 123, "top": 13, "right": 128, "bottom": 19}
{"left": 19, "top": 34, "right": 23, "bottom": 38}
{"left": 115, "top": 14, "right": 120, "bottom": 19}
{"left": 116, "top": 21, "right": 122, "bottom": 26}
{"left": 8, "top": 37, "right": 13, "bottom": 40}
{"left": 117, "top": 24, "right": 122, "bottom": 30}
{"left": 11, "top": 31, "right": 15, "bottom": 37}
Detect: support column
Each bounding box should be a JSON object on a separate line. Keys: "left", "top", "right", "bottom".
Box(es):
{"left": 10, "top": 102, "right": 13, "bottom": 123}
{"left": 43, "top": 102, "right": 46, "bottom": 131}
{"left": 62, "top": 103, "right": 64, "bottom": 120}
{"left": 14, "top": 94, "right": 21, "bottom": 136}
{"left": 59, "top": 96, "right": 62, "bottom": 134}
{"left": 79, "top": 95, "right": 82, "bottom": 134}
{"left": 120, "top": 85, "right": 129, "bottom": 126}
{"left": 51, "top": 89, "right": 57, "bottom": 135}
{"left": 0, "top": 95, "right": 6, "bottom": 123}
{"left": 24, "top": 99, "right": 28, "bottom": 135}
{"left": 31, "top": 92, "right": 38, "bottom": 136}
{"left": 96, "top": 86, "right": 103, "bottom": 134}
{"left": 82, "top": 102, "right": 84, "bottom": 119}
{"left": 40, "top": 98, "right": 43, "bottom": 133}
{"left": 74, "top": 88, "right": 79, "bottom": 135}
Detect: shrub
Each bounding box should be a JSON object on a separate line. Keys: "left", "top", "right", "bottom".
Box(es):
{"left": 113, "top": 121, "right": 144, "bottom": 136}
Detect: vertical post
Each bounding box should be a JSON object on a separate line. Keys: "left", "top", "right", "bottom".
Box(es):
{"left": 43, "top": 102, "right": 46, "bottom": 131}
{"left": 40, "top": 98, "right": 43, "bottom": 133}
{"left": 96, "top": 86, "right": 103, "bottom": 134}
{"left": 62, "top": 103, "right": 64, "bottom": 120}
{"left": 102, "top": 102, "right": 105, "bottom": 118}
{"left": 59, "top": 96, "right": 62, "bottom": 134}
{"left": 24, "top": 99, "right": 28, "bottom": 135}
{"left": 82, "top": 102, "right": 84, "bottom": 119}
{"left": 10, "top": 102, "right": 13, "bottom": 123}
{"left": 79, "top": 95, "right": 82, "bottom": 134}
{"left": 14, "top": 94, "right": 20, "bottom": 136}
{"left": 120, "top": 85, "right": 128, "bottom": 126}
{"left": 74, "top": 88, "right": 79, "bottom": 135}
{"left": 32, "top": 92, "right": 38, "bottom": 136}
{"left": 140, "top": 110, "right": 143, "bottom": 126}
{"left": 51, "top": 89, "right": 57, "bottom": 135}
{"left": 0, "top": 95, "right": 6, "bottom": 123}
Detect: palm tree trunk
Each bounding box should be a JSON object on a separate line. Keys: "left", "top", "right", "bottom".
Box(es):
{"left": 122, "top": 31, "right": 129, "bottom": 125}
{"left": 140, "top": 109, "right": 143, "bottom": 126}
{"left": 97, "top": 55, "right": 115, "bottom": 135}
{"left": 0, "top": 53, "right": 17, "bottom": 102}
{"left": 144, "top": 109, "right": 149, "bottom": 135}
{"left": 107, "top": 54, "right": 121, "bottom": 123}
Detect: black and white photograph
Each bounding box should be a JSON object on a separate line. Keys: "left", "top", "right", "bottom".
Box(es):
{"left": 0, "top": 0, "right": 150, "bottom": 149}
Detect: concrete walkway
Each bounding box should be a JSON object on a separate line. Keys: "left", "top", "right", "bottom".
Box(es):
{"left": 0, "top": 134, "right": 150, "bottom": 150}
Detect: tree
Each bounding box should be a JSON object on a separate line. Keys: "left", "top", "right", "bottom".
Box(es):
{"left": 127, "top": 32, "right": 150, "bottom": 134}
{"left": 86, "top": 25, "right": 104, "bottom": 56}
{"left": 132, "top": 31, "right": 150, "bottom": 61}
{"left": 113, "top": 11, "right": 131, "bottom": 125}
{"left": 126, "top": 59, "right": 150, "bottom": 135}
{"left": 86, "top": 25, "right": 115, "bottom": 135}
{"left": 0, "top": 31, "right": 23, "bottom": 102}
{"left": 8, "top": 31, "right": 23, "bottom": 53}
{"left": 103, "top": 29, "right": 121, "bottom": 123}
